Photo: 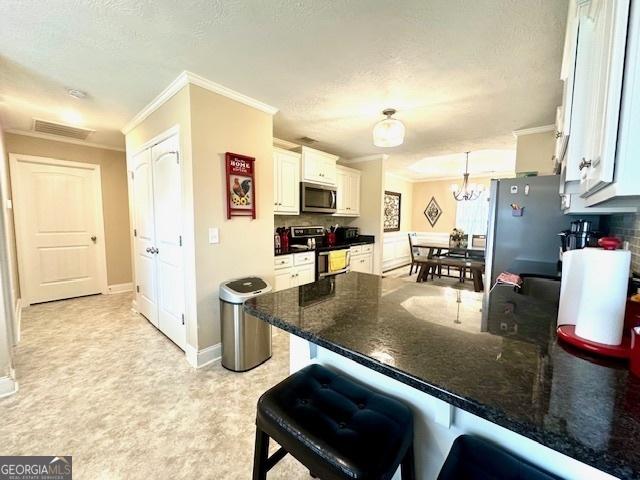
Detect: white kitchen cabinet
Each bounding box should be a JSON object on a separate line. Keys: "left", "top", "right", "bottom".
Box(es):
{"left": 296, "top": 263, "right": 316, "bottom": 285}
{"left": 557, "top": 0, "right": 638, "bottom": 212}
{"left": 298, "top": 146, "right": 338, "bottom": 186}
{"left": 273, "top": 148, "right": 300, "bottom": 215}
{"left": 350, "top": 244, "right": 374, "bottom": 274}
{"left": 584, "top": 0, "right": 640, "bottom": 209}
{"left": 274, "top": 269, "right": 296, "bottom": 291}
{"left": 554, "top": 0, "right": 580, "bottom": 169}
{"left": 579, "top": 0, "right": 630, "bottom": 195}
{"left": 335, "top": 165, "right": 361, "bottom": 217}
{"left": 274, "top": 253, "right": 316, "bottom": 291}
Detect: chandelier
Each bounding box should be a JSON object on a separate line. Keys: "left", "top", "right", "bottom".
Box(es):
{"left": 451, "top": 151, "right": 483, "bottom": 201}
{"left": 373, "top": 108, "right": 405, "bottom": 147}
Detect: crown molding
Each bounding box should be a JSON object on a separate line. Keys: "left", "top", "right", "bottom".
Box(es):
{"left": 344, "top": 154, "right": 390, "bottom": 164}
{"left": 4, "top": 129, "right": 125, "bottom": 152}
{"left": 273, "top": 137, "right": 299, "bottom": 150}
{"left": 122, "top": 71, "right": 278, "bottom": 135}
{"left": 512, "top": 124, "right": 556, "bottom": 137}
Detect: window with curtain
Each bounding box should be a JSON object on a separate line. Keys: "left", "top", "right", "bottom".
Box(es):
{"left": 455, "top": 190, "right": 490, "bottom": 235}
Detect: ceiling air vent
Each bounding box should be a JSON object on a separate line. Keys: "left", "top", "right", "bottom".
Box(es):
{"left": 298, "top": 136, "right": 317, "bottom": 144}
{"left": 32, "top": 119, "right": 95, "bottom": 140}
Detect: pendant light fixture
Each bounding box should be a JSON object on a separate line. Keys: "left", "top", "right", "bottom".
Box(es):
{"left": 451, "top": 151, "right": 483, "bottom": 201}
{"left": 373, "top": 108, "right": 405, "bottom": 147}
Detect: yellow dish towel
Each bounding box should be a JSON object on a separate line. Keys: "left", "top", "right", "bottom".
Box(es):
{"left": 328, "top": 250, "right": 348, "bottom": 272}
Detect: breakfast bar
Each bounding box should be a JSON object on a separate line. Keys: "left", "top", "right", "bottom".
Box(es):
{"left": 245, "top": 272, "right": 640, "bottom": 480}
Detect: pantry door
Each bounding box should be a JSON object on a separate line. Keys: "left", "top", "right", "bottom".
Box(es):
{"left": 9, "top": 154, "right": 107, "bottom": 305}
{"left": 131, "top": 148, "right": 158, "bottom": 327}
{"left": 151, "top": 134, "right": 185, "bottom": 350}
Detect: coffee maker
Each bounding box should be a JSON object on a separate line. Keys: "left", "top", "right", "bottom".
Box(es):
{"left": 558, "top": 219, "right": 601, "bottom": 254}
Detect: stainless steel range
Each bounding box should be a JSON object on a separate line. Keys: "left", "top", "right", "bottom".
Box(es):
{"left": 290, "top": 225, "right": 351, "bottom": 280}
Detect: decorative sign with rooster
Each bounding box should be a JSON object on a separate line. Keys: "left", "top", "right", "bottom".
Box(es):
{"left": 225, "top": 152, "right": 256, "bottom": 219}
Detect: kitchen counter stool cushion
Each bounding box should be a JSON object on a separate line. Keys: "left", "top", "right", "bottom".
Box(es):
{"left": 437, "top": 435, "right": 560, "bottom": 480}
{"left": 254, "top": 363, "right": 415, "bottom": 480}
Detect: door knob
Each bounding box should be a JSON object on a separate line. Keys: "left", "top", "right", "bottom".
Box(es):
{"left": 91, "top": 236, "right": 97, "bottom": 243}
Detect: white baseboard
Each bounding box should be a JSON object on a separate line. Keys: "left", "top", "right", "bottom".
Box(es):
{"left": 14, "top": 298, "right": 21, "bottom": 344}
{"left": 0, "top": 375, "right": 18, "bottom": 399}
{"left": 185, "top": 343, "right": 222, "bottom": 369}
{"left": 107, "top": 283, "right": 133, "bottom": 294}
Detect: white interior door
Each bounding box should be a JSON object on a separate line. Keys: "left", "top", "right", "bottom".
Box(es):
{"left": 10, "top": 155, "right": 107, "bottom": 304}
{"left": 132, "top": 148, "right": 158, "bottom": 326}
{"left": 151, "top": 135, "right": 185, "bottom": 350}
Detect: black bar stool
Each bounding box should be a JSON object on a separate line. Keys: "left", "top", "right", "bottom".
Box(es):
{"left": 252, "top": 363, "right": 415, "bottom": 480}
{"left": 437, "top": 435, "right": 560, "bottom": 480}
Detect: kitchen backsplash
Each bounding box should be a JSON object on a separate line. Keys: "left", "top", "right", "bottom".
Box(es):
{"left": 605, "top": 213, "right": 640, "bottom": 273}
{"left": 274, "top": 214, "right": 358, "bottom": 230}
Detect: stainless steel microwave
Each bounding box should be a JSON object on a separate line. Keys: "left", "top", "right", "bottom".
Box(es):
{"left": 300, "top": 182, "right": 337, "bottom": 214}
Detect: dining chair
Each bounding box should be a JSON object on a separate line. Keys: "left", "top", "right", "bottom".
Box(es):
{"left": 407, "top": 233, "right": 428, "bottom": 275}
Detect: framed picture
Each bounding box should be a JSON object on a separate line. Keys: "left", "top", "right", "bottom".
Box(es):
{"left": 225, "top": 152, "right": 256, "bottom": 219}
{"left": 384, "top": 191, "right": 401, "bottom": 232}
{"left": 423, "top": 196, "right": 442, "bottom": 227}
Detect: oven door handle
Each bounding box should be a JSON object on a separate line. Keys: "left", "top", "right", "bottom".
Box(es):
{"left": 319, "top": 267, "right": 350, "bottom": 278}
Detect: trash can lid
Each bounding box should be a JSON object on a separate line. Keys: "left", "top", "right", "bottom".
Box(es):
{"left": 220, "top": 276, "right": 272, "bottom": 303}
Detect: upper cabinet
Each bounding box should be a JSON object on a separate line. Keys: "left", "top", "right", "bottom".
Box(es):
{"left": 298, "top": 146, "right": 338, "bottom": 186}
{"left": 274, "top": 148, "right": 300, "bottom": 215}
{"left": 335, "top": 165, "right": 361, "bottom": 216}
{"left": 579, "top": 0, "right": 629, "bottom": 195}
{"left": 558, "top": 0, "right": 639, "bottom": 212}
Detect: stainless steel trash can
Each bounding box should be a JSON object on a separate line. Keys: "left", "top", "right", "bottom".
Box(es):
{"left": 219, "top": 277, "right": 272, "bottom": 372}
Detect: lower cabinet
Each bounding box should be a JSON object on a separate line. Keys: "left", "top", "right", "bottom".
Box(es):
{"left": 350, "top": 244, "right": 374, "bottom": 274}
{"left": 274, "top": 253, "right": 316, "bottom": 291}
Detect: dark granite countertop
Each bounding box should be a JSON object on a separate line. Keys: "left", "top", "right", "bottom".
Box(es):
{"left": 275, "top": 236, "right": 375, "bottom": 256}
{"left": 508, "top": 259, "right": 562, "bottom": 280}
{"left": 245, "top": 273, "right": 640, "bottom": 479}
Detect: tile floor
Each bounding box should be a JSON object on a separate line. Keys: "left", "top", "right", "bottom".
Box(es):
{"left": 383, "top": 265, "right": 475, "bottom": 291}
{"left": 0, "top": 293, "right": 309, "bottom": 479}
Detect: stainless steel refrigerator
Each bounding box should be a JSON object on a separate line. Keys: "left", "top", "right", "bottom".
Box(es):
{"left": 484, "top": 175, "right": 599, "bottom": 290}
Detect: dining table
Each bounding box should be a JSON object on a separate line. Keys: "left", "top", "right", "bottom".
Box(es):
{"left": 413, "top": 242, "right": 486, "bottom": 258}
{"left": 413, "top": 242, "right": 486, "bottom": 291}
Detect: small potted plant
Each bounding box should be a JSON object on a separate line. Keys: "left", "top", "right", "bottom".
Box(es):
{"left": 449, "top": 228, "right": 466, "bottom": 248}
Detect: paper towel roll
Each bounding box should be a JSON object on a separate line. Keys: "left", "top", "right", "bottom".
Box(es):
{"left": 558, "top": 248, "right": 631, "bottom": 345}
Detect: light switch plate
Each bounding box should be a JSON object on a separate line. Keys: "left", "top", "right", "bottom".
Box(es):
{"left": 208, "top": 227, "right": 219, "bottom": 244}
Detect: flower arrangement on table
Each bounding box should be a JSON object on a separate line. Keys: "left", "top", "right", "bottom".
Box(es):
{"left": 449, "top": 228, "right": 467, "bottom": 248}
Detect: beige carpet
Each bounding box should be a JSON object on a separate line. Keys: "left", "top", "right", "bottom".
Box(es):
{"left": 0, "top": 293, "right": 309, "bottom": 479}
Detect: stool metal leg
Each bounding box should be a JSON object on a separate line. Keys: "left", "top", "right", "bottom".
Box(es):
{"left": 400, "top": 442, "right": 416, "bottom": 480}
{"left": 253, "top": 428, "right": 270, "bottom": 480}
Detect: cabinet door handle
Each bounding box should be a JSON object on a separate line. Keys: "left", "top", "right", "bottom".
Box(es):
{"left": 556, "top": 131, "right": 562, "bottom": 139}
{"left": 579, "top": 158, "right": 592, "bottom": 171}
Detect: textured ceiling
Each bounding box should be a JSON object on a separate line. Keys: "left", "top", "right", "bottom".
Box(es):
{"left": 0, "top": 0, "right": 567, "bottom": 177}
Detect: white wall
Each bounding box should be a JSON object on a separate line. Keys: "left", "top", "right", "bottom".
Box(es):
{"left": 351, "top": 156, "right": 385, "bottom": 274}
{"left": 0, "top": 123, "right": 17, "bottom": 397}
{"left": 384, "top": 173, "right": 414, "bottom": 232}
{"left": 515, "top": 130, "right": 556, "bottom": 175}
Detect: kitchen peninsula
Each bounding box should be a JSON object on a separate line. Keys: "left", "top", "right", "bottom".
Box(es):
{"left": 245, "top": 273, "right": 640, "bottom": 480}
